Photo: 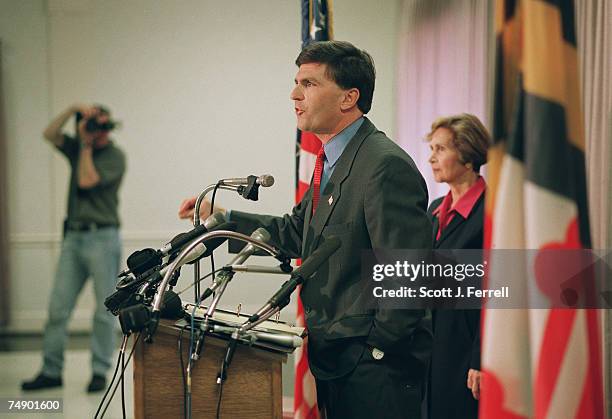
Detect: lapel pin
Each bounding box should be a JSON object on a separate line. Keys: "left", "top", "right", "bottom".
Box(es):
{"left": 328, "top": 195, "right": 333, "bottom": 206}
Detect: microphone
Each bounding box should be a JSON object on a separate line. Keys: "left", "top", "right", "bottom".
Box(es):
{"left": 220, "top": 175, "right": 274, "bottom": 201}
{"left": 198, "top": 227, "right": 272, "bottom": 301}
{"left": 107, "top": 224, "right": 235, "bottom": 312}
{"left": 159, "top": 212, "right": 227, "bottom": 257}
{"left": 159, "top": 290, "right": 183, "bottom": 319}
{"left": 248, "top": 236, "right": 342, "bottom": 323}
{"left": 250, "top": 330, "right": 303, "bottom": 348}
{"left": 228, "top": 227, "right": 272, "bottom": 265}
{"left": 119, "top": 212, "right": 228, "bottom": 278}
{"left": 194, "top": 227, "right": 273, "bottom": 364}
{"left": 219, "top": 174, "right": 274, "bottom": 187}
{"left": 291, "top": 236, "right": 342, "bottom": 280}
{"left": 149, "top": 224, "right": 236, "bottom": 286}
{"left": 212, "top": 325, "right": 303, "bottom": 348}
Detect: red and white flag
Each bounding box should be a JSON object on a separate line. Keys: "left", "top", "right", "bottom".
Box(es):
{"left": 481, "top": 1, "right": 604, "bottom": 418}
{"left": 293, "top": 1, "right": 333, "bottom": 418}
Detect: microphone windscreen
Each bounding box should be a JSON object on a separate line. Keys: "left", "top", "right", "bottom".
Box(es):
{"left": 160, "top": 290, "right": 184, "bottom": 319}
{"left": 259, "top": 174, "right": 275, "bottom": 187}
{"left": 127, "top": 248, "right": 162, "bottom": 276}
{"left": 168, "top": 224, "right": 207, "bottom": 252}
{"left": 199, "top": 222, "right": 237, "bottom": 259}
{"left": 203, "top": 212, "right": 228, "bottom": 229}
{"left": 104, "top": 289, "right": 133, "bottom": 314}
{"left": 295, "top": 236, "right": 342, "bottom": 280}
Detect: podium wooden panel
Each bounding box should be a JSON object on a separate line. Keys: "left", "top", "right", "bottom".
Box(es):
{"left": 133, "top": 320, "right": 287, "bottom": 419}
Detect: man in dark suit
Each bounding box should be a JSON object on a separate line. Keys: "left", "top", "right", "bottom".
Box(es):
{"left": 179, "top": 41, "right": 432, "bottom": 418}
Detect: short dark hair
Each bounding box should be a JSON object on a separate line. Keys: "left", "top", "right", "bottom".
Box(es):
{"left": 95, "top": 104, "right": 111, "bottom": 117}
{"left": 296, "top": 41, "right": 376, "bottom": 114}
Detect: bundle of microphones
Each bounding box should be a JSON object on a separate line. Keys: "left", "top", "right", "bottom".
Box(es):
{"left": 104, "top": 175, "right": 278, "bottom": 336}
{"left": 103, "top": 211, "right": 236, "bottom": 333}
{"left": 103, "top": 173, "right": 342, "bottom": 386}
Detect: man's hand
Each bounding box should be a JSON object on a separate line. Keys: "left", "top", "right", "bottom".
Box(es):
{"left": 178, "top": 198, "right": 227, "bottom": 223}
{"left": 467, "top": 369, "right": 481, "bottom": 400}
{"left": 178, "top": 197, "right": 217, "bottom": 221}
{"left": 76, "top": 105, "right": 99, "bottom": 147}
{"left": 72, "top": 103, "right": 97, "bottom": 118}
{"left": 43, "top": 103, "right": 96, "bottom": 146}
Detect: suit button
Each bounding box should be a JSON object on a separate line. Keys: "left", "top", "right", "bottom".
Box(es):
{"left": 371, "top": 347, "right": 384, "bottom": 360}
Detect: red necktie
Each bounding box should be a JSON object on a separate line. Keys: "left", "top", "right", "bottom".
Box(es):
{"left": 312, "top": 148, "right": 326, "bottom": 214}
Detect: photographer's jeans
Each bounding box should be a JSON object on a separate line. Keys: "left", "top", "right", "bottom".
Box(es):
{"left": 41, "top": 227, "right": 121, "bottom": 378}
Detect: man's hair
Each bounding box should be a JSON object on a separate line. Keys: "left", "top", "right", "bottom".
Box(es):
{"left": 296, "top": 41, "right": 376, "bottom": 114}
{"left": 426, "top": 113, "right": 491, "bottom": 172}
{"left": 95, "top": 104, "right": 111, "bottom": 117}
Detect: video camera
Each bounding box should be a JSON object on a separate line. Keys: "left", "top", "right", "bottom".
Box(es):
{"left": 76, "top": 105, "right": 119, "bottom": 133}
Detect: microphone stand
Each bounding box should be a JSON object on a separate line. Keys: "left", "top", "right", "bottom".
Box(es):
{"left": 216, "top": 267, "right": 299, "bottom": 385}
{"left": 149, "top": 230, "right": 280, "bottom": 337}
{"left": 192, "top": 183, "right": 241, "bottom": 303}
{"left": 216, "top": 304, "right": 286, "bottom": 385}
{"left": 147, "top": 230, "right": 279, "bottom": 419}
{"left": 191, "top": 177, "right": 272, "bottom": 300}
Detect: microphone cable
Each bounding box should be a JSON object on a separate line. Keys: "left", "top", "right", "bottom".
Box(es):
{"left": 97, "top": 333, "right": 141, "bottom": 418}
{"left": 216, "top": 371, "right": 224, "bottom": 419}
{"left": 120, "top": 345, "right": 126, "bottom": 419}
{"left": 176, "top": 268, "right": 224, "bottom": 297}
{"left": 186, "top": 180, "right": 223, "bottom": 419}
{"left": 185, "top": 275, "right": 212, "bottom": 419}
{"left": 94, "top": 334, "right": 128, "bottom": 419}
{"left": 178, "top": 324, "right": 189, "bottom": 419}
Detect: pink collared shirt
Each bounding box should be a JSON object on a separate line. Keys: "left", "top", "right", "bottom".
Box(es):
{"left": 432, "top": 176, "right": 486, "bottom": 241}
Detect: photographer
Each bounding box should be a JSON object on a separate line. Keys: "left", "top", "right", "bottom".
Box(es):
{"left": 22, "top": 104, "right": 126, "bottom": 393}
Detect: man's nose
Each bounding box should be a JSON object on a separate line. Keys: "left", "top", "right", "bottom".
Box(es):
{"left": 290, "top": 85, "right": 303, "bottom": 101}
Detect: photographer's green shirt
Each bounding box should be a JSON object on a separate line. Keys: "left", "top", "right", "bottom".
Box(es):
{"left": 58, "top": 135, "right": 126, "bottom": 226}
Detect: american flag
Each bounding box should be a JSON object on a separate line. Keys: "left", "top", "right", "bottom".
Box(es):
{"left": 294, "top": 1, "right": 332, "bottom": 418}
{"left": 480, "top": 0, "right": 604, "bottom": 418}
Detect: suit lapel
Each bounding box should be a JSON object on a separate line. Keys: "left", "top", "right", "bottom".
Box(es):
{"left": 303, "top": 187, "right": 314, "bottom": 236}
{"left": 304, "top": 118, "right": 375, "bottom": 256}
{"left": 432, "top": 216, "right": 440, "bottom": 246}
{"left": 435, "top": 214, "right": 465, "bottom": 247}
{"left": 434, "top": 194, "right": 485, "bottom": 247}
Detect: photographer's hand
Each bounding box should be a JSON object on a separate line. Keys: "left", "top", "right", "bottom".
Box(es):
{"left": 78, "top": 118, "right": 95, "bottom": 147}
{"left": 75, "top": 105, "right": 102, "bottom": 188}
{"left": 76, "top": 105, "right": 99, "bottom": 147}
{"left": 42, "top": 103, "right": 94, "bottom": 147}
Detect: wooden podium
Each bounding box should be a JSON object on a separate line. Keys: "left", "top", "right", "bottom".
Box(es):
{"left": 133, "top": 320, "right": 287, "bottom": 419}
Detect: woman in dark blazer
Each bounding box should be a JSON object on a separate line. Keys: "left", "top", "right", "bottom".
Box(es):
{"left": 425, "top": 113, "right": 491, "bottom": 419}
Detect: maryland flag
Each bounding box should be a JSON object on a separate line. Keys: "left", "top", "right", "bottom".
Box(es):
{"left": 294, "top": 1, "right": 332, "bottom": 418}
{"left": 481, "top": 0, "right": 604, "bottom": 418}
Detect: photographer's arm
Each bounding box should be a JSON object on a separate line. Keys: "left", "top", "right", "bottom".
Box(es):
{"left": 42, "top": 105, "right": 76, "bottom": 146}
{"left": 77, "top": 146, "right": 101, "bottom": 189}
{"left": 77, "top": 117, "right": 101, "bottom": 189}
{"left": 43, "top": 104, "right": 96, "bottom": 147}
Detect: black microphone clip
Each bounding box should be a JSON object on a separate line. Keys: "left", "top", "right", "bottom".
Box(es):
{"left": 239, "top": 175, "right": 260, "bottom": 201}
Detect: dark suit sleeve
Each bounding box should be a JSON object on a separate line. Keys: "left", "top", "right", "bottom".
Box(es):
{"left": 363, "top": 155, "right": 433, "bottom": 354}
{"left": 468, "top": 309, "right": 481, "bottom": 369}
{"left": 228, "top": 188, "right": 312, "bottom": 259}
{"left": 427, "top": 197, "right": 444, "bottom": 218}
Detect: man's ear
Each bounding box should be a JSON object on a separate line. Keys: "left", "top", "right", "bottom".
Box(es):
{"left": 340, "top": 88, "right": 360, "bottom": 111}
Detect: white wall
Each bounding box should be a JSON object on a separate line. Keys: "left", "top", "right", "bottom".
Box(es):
{"left": 1, "top": 0, "right": 400, "bottom": 333}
